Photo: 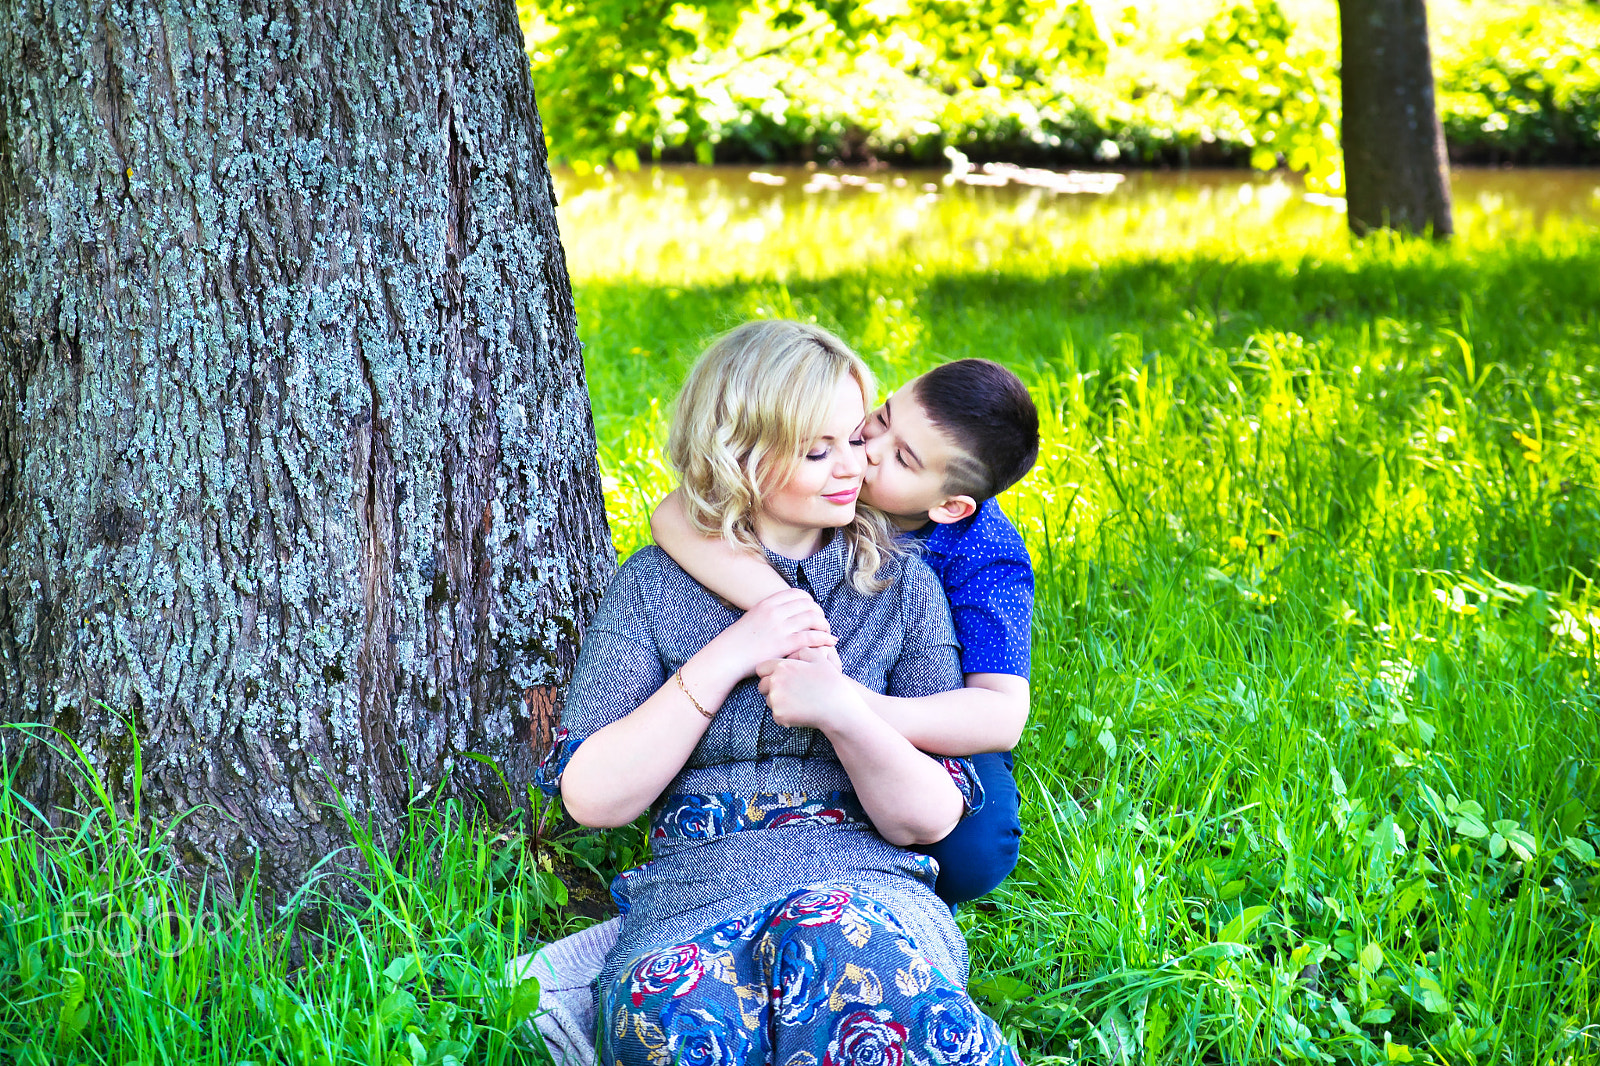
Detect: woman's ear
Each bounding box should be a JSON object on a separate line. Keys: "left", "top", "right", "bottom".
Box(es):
{"left": 927, "top": 495, "right": 978, "bottom": 525}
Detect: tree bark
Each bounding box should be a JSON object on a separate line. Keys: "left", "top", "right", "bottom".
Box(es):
{"left": 1337, "top": 0, "right": 1454, "bottom": 237}
{"left": 0, "top": 0, "right": 615, "bottom": 904}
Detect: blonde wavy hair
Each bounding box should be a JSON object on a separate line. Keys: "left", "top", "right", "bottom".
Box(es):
{"left": 667, "top": 320, "right": 903, "bottom": 595}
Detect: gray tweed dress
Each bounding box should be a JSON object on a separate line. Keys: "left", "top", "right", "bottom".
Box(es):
{"left": 538, "top": 535, "right": 1018, "bottom": 1066}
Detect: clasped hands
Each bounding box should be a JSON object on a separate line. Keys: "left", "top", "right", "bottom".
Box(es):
{"left": 710, "top": 587, "right": 861, "bottom": 731}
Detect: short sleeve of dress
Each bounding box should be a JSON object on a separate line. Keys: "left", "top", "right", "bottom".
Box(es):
{"left": 885, "top": 557, "right": 986, "bottom": 816}
{"left": 886, "top": 556, "right": 963, "bottom": 700}
{"left": 535, "top": 553, "right": 666, "bottom": 796}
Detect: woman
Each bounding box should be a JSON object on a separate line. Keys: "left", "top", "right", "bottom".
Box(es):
{"left": 539, "top": 320, "right": 1018, "bottom": 1066}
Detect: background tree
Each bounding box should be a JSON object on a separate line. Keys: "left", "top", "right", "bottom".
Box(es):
{"left": 0, "top": 0, "right": 615, "bottom": 904}
{"left": 1337, "top": 0, "right": 1454, "bottom": 236}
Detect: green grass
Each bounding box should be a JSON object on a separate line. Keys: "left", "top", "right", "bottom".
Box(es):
{"left": 0, "top": 723, "right": 586, "bottom": 1064}
{"left": 3, "top": 174, "right": 1597, "bottom": 1064}
{"left": 573, "top": 173, "right": 1600, "bottom": 1063}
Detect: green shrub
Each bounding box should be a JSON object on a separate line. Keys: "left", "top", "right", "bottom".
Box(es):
{"left": 1438, "top": 10, "right": 1600, "bottom": 164}
{"left": 520, "top": 0, "right": 1600, "bottom": 172}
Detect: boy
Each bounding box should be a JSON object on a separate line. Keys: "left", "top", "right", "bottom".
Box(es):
{"left": 514, "top": 359, "right": 1038, "bottom": 1063}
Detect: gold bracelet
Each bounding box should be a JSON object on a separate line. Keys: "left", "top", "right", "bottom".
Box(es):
{"left": 675, "top": 667, "right": 713, "bottom": 720}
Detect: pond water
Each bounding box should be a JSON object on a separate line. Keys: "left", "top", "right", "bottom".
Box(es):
{"left": 552, "top": 165, "right": 1600, "bottom": 282}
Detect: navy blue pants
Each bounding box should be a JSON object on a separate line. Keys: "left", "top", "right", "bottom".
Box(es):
{"left": 916, "top": 752, "right": 1021, "bottom": 906}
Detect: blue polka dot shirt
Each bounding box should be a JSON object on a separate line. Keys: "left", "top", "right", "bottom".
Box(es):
{"left": 909, "top": 498, "right": 1034, "bottom": 680}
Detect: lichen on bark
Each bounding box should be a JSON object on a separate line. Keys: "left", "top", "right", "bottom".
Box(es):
{"left": 0, "top": 0, "right": 614, "bottom": 902}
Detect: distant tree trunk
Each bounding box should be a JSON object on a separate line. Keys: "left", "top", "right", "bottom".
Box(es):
{"left": 0, "top": 0, "right": 615, "bottom": 904}
{"left": 1337, "top": 0, "right": 1454, "bottom": 237}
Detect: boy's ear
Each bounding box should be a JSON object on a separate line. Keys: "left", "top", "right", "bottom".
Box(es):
{"left": 926, "top": 495, "right": 978, "bottom": 525}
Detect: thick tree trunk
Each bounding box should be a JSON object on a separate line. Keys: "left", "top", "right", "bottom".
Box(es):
{"left": 0, "top": 0, "right": 615, "bottom": 903}
{"left": 1337, "top": 0, "right": 1454, "bottom": 237}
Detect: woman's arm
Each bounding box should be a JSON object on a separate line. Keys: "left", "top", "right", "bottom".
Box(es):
{"left": 757, "top": 659, "right": 963, "bottom": 846}
{"left": 562, "top": 588, "right": 834, "bottom": 827}
{"left": 650, "top": 488, "right": 792, "bottom": 610}
{"left": 561, "top": 642, "right": 740, "bottom": 828}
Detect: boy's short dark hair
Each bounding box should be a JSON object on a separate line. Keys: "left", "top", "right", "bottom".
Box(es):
{"left": 913, "top": 359, "right": 1040, "bottom": 502}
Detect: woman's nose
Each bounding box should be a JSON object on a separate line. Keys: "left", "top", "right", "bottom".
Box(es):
{"left": 839, "top": 441, "right": 867, "bottom": 479}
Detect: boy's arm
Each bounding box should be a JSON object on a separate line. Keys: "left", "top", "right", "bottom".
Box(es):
{"left": 852, "top": 673, "right": 1028, "bottom": 755}
{"left": 650, "top": 487, "right": 791, "bottom": 610}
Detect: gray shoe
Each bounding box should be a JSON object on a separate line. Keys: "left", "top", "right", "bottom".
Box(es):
{"left": 504, "top": 917, "right": 621, "bottom": 1066}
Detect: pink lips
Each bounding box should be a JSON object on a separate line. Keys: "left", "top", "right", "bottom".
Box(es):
{"left": 824, "top": 488, "right": 859, "bottom": 505}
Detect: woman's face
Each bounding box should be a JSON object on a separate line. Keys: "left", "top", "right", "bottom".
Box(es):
{"left": 755, "top": 371, "right": 868, "bottom": 556}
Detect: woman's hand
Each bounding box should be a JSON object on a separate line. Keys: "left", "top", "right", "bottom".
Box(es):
{"left": 709, "top": 588, "right": 835, "bottom": 677}
{"left": 760, "top": 656, "right": 964, "bottom": 846}
{"left": 757, "top": 656, "right": 862, "bottom": 731}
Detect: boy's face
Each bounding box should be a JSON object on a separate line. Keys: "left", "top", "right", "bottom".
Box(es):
{"left": 859, "top": 379, "right": 976, "bottom": 530}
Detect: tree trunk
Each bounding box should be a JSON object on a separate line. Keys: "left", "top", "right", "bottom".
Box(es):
{"left": 0, "top": 0, "right": 615, "bottom": 904}
{"left": 1337, "top": 0, "right": 1454, "bottom": 237}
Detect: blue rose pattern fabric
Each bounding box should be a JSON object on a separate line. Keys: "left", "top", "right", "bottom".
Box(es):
{"left": 604, "top": 884, "right": 1018, "bottom": 1066}
{"left": 648, "top": 774, "right": 984, "bottom": 844}
{"left": 538, "top": 750, "right": 987, "bottom": 842}
{"left": 609, "top": 795, "right": 945, "bottom": 918}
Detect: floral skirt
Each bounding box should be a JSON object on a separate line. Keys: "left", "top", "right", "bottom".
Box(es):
{"left": 602, "top": 884, "right": 1019, "bottom": 1066}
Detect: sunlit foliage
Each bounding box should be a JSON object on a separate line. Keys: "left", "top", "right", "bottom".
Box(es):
{"left": 1181, "top": 1, "right": 1340, "bottom": 192}
{"left": 1437, "top": 8, "right": 1600, "bottom": 164}
{"left": 520, "top": 0, "right": 1600, "bottom": 179}
{"left": 520, "top": 0, "right": 1107, "bottom": 168}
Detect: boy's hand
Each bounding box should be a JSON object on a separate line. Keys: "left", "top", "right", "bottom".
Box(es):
{"left": 756, "top": 657, "right": 860, "bottom": 732}
{"left": 711, "top": 588, "right": 833, "bottom": 677}
{"left": 787, "top": 643, "right": 842, "bottom": 670}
